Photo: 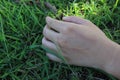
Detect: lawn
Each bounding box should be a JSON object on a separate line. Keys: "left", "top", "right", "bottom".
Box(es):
{"left": 0, "top": 0, "right": 120, "bottom": 80}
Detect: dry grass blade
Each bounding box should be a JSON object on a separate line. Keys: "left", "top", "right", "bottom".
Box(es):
{"left": 44, "top": 2, "right": 64, "bottom": 20}
{"left": 44, "top": 2, "right": 57, "bottom": 14}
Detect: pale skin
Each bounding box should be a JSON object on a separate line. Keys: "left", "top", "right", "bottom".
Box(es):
{"left": 42, "top": 16, "right": 120, "bottom": 78}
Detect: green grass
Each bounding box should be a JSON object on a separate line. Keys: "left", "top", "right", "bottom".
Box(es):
{"left": 0, "top": 0, "right": 120, "bottom": 80}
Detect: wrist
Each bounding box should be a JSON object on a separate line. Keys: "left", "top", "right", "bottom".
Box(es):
{"left": 103, "top": 40, "right": 120, "bottom": 78}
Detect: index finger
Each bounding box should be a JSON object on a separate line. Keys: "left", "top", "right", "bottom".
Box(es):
{"left": 46, "top": 16, "right": 74, "bottom": 32}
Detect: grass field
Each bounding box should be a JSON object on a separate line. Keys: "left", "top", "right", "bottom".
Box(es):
{"left": 0, "top": 0, "right": 120, "bottom": 80}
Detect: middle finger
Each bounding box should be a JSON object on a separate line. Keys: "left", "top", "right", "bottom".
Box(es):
{"left": 43, "top": 25, "right": 59, "bottom": 43}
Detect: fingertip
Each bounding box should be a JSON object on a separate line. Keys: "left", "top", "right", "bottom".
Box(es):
{"left": 46, "top": 16, "right": 51, "bottom": 22}
{"left": 46, "top": 16, "right": 57, "bottom": 26}
{"left": 46, "top": 53, "right": 62, "bottom": 62}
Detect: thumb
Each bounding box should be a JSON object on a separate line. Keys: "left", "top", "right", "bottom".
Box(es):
{"left": 62, "top": 16, "right": 90, "bottom": 25}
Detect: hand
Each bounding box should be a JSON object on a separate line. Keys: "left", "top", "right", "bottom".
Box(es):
{"left": 42, "top": 16, "right": 119, "bottom": 71}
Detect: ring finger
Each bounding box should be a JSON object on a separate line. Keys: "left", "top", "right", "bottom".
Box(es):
{"left": 42, "top": 37, "right": 58, "bottom": 52}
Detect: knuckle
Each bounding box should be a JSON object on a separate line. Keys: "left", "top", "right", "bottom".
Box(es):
{"left": 64, "top": 26, "right": 74, "bottom": 33}
{"left": 57, "top": 37, "right": 67, "bottom": 47}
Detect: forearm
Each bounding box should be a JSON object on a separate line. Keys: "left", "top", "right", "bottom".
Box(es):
{"left": 103, "top": 40, "right": 120, "bottom": 79}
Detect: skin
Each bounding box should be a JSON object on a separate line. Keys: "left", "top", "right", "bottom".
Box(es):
{"left": 42, "top": 16, "right": 120, "bottom": 78}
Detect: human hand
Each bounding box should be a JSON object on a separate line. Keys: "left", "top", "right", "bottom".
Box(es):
{"left": 42, "top": 16, "right": 119, "bottom": 70}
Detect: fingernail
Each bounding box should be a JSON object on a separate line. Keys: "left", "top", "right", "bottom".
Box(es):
{"left": 62, "top": 16, "right": 69, "bottom": 20}
{"left": 46, "top": 16, "right": 51, "bottom": 20}
{"left": 46, "top": 16, "right": 52, "bottom": 23}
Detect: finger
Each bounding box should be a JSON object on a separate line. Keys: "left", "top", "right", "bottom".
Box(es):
{"left": 42, "top": 37, "right": 57, "bottom": 51}
{"left": 43, "top": 25, "right": 59, "bottom": 42}
{"left": 46, "top": 53, "right": 62, "bottom": 62}
{"left": 62, "top": 16, "right": 90, "bottom": 25}
{"left": 46, "top": 16, "right": 77, "bottom": 32}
